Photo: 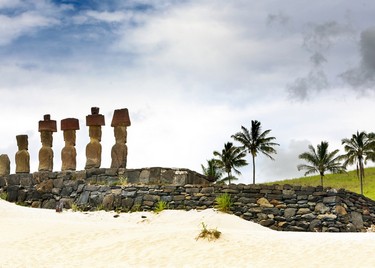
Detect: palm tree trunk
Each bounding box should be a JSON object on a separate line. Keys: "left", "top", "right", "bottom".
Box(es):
{"left": 252, "top": 154, "right": 256, "bottom": 185}
{"left": 359, "top": 160, "right": 364, "bottom": 195}
{"left": 320, "top": 174, "right": 323, "bottom": 187}
{"left": 228, "top": 172, "right": 231, "bottom": 185}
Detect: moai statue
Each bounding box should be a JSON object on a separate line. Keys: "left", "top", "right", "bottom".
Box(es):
{"left": 85, "top": 107, "right": 105, "bottom": 169}
{"left": 38, "top": 114, "right": 57, "bottom": 171}
{"left": 110, "top": 108, "right": 131, "bottom": 169}
{"left": 0, "top": 154, "right": 10, "bottom": 176}
{"left": 15, "top": 135, "right": 30, "bottom": 173}
{"left": 61, "top": 118, "right": 79, "bottom": 171}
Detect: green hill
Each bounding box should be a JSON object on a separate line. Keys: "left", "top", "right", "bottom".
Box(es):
{"left": 268, "top": 167, "right": 375, "bottom": 201}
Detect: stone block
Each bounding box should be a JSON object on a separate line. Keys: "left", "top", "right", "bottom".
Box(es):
{"left": 351, "top": 211, "right": 364, "bottom": 230}
{"left": 284, "top": 208, "right": 297, "bottom": 218}
{"left": 323, "top": 196, "right": 340, "bottom": 204}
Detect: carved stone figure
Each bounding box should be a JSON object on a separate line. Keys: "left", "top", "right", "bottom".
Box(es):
{"left": 0, "top": 154, "right": 10, "bottom": 176}
{"left": 15, "top": 134, "right": 30, "bottom": 173}
{"left": 110, "top": 108, "right": 131, "bottom": 169}
{"left": 85, "top": 107, "right": 105, "bottom": 169}
{"left": 61, "top": 118, "right": 79, "bottom": 171}
{"left": 38, "top": 114, "right": 57, "bottom": 171}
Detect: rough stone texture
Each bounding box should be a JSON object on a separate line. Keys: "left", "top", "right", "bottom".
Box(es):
{"left": 1, "top": 170, "right": 375, "bottom": 232}
{"left": 38, "top": 115, "right": 57, "bottom": 172}
{"left": 0, "top": 154, "right": 10, "bottom": 176}
{"left": 15, "top": 135, "right": 30, "bottom": 174}
{"left": 61, "top": 129, "right": 78, "bottom": 171}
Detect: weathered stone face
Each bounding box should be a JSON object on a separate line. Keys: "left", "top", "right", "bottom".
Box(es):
{"left": 61, "top": 129, "right": 77, "bottom": 171}
{"left": 85, "top": 126, "right": 102, "bottom": 169}
{"left": 111, "top": 126, "right": 128, "bottom": 169}
{"left": 38, "top": 131, "right": 54, "bottom": 172}
{"left": 0, "top": 154, "right": 10, "bottom": 176}
{"left": 15, "top": 135, "right": 30, "bottom": 174}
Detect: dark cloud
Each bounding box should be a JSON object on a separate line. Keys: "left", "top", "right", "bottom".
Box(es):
{"left": 287, "top": 70, "right": 328, "bottom": 101}
{"left": 266, "top": 12, "right": 289, "bottom": 26}
{"left": 340, "top": 27, "right": 375, "bottom": 89}
{"left": 287, "top": 21, "right": 354, "bottom": 100}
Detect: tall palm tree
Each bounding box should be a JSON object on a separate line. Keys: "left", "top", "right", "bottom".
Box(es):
{"left": 232, "top": 120, "right": 279, "bottom": 184}
{"left": 201, "top": 159, "right": 223, "bottom": 182}
{"left": 341, "top": 131, "right": 375, "bottom": 195}
{"left": 213, "top": 142, "right": 247, "bottom": 184}
{"left": 297, "top": 141, "right": 346, "bottom": 187}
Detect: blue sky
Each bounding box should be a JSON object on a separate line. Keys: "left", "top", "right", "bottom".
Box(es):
{"left": 1, "top": 0, "right": 375, "bottom": 183}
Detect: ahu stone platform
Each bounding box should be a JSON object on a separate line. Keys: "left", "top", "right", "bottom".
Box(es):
{"left": 1, "top": 168, "right": 375, "bottom": 233}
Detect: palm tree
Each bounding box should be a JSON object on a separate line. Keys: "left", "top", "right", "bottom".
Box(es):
{"left": 341, "top": 131, "right": 375, "bottom": 195}
{"left": 201, "top": 159, "right": 223, "bottom": 182}
{"left": 232, "top": 120, "right": 279, "bottom": 184}
{"left": 297, "top": 141, "right": 346, "bottom": 187}
{"left": 213, "top": 142, "right": 247, "bottom": 184}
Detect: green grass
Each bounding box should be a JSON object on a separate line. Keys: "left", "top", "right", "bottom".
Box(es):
{"left": 154, "top": 200, "right": 168, "bottom": 213}
{"left": 268, "top": 167, "right": 375, "bottom": 200}
{"left": 215, "top": 193, "right": 232, "bottom": 212}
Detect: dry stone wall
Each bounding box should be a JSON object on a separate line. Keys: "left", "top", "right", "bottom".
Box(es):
{"left": 1, "top": 168, "right": 375, "bottom": 232}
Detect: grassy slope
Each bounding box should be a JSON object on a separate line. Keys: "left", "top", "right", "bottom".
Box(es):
{"left": 268, "top": 167, "right": 375, "bottom": 201}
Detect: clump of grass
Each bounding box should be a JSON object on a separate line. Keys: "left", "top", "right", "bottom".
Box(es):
{"left": 118, "top": 176, "right": 128, "bottom": 186}
{"left": 0, "top": 192, "right": 7, "bottom": 200}
{"left": 131, "top": 203, "right": 141, "bottom": 212}
{"left": 96, "top": 203, "right": 105, "bottom": 211}
{"left": 215, "top": 193, "right": 232, "bottom": 212}
{"left": 154, "top": 200, "right": 168, "bottom": 213}
{"left": 196, "top": 222, "right": 221, "bottom": 241}
{"left": 71, "top": 203, "right": 80, "bottom": 212}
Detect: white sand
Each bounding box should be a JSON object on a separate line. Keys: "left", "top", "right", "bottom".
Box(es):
{"left": 1, "top": 200, "right": 375, "bottom": 268}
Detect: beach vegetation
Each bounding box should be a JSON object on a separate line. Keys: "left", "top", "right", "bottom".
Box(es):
{"left": 0, "top": 192, "right": 7, "bottom": 200}
{"left": 232, "top": 120, "right": 279, "bottom": 184}
{"left": 297, "top": 141, "right": 346, "bottom": 187}
{"left": 71, "top": 203, "right": 81, "bottom": 212}
{"left": 341, "top": 131, "right": 375, "bottom": 195}
{"left": 201, "top": 159, "right": 223, "bottom": 183}
{"left": 213, "top": 142, "right": 247, "bottom": 184}
{"left": 215, "top": 193, "right": 232, "bottom": 213}
{"left": 154, "top": 200, "right": 168, "bottom": 213}
{"left": 269, "top": 167, "right": 375, "bottom": 200}
{"left": 196, "top": 222, "right": 221, "bottom": 241}
{"left": 131, "top": 203, "right": 142, "bottom": 212}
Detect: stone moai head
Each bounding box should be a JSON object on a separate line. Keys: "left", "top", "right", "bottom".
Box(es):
{"left": 61, "top": 118, "right": 80, "bottom": 145}
{"left": 86, "top": 107, "right": 105, "bottom": 141}
{"left": 16, "top": 135, "right": 28, "bottom": 150}
{"left": 38, "top": 114, "right": 57, "bottom": 147}
{"left": 0, "top": 154, "right": 10, "bottom": 176}
{"left": 111, "top": 108, "right": 131, "bottom": 143}
{"left": 15, "top": 134, "right": 30, "bottom": 173}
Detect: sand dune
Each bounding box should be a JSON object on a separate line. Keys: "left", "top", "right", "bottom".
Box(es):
{"left": 1, "top": 199, "right": 375, "bottom": 267}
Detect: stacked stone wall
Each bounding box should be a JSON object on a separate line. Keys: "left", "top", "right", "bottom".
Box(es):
{"left": 1, "top": 169, "right": 375, "bottom": 232}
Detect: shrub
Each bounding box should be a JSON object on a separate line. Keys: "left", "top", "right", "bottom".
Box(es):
{"left": 196, "top": 222, "right": 221, "bottom": 241}
{"left": 215, "top": 193, "right": 232, "bottom": 212}
{"left": 0, "top": 192, "right": 7, "bottom": 200}
{"left": 154, "top": 200, "right": 168, "bottom": 213}
{"left": 71, "top": 203, "right": 80, "bottom": 212}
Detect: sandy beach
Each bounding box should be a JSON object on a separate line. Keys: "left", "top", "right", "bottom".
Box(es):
{"left": 1, "top": 199, "right": 375, "bottom": 268}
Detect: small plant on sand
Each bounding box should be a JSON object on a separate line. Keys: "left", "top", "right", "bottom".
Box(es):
{"left": 154, "top": 200, "right": 168, "bottom": 213}
{"left": 131, "top": 203, "right": 142, "bottom": 212}
{"left": 71, "top": 203, "right": 80, "bottom": 212}
{"left": 96, "top": 203, "right": 105, "bottom": 211}
{"left": 0, "top": 192, "right": 7, "bottom": 200}
{"left": 215, "top": 193, "right": 232, "bottom": 212}
{"left": 196, "top": 222, "right": 221, "bottom": 241}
